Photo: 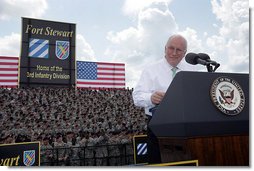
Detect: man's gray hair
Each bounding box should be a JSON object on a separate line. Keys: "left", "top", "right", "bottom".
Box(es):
{"left": 166, "top": 34, "right": 187, "bottom": 51}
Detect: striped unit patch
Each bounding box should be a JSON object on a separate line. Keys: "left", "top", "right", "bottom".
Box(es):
{"left": 137, "top": 143, "right": 147, "bottom": 156}
{"left": 28, "top": 38, "right": 49, "bottom": 58}
{"left": 55, "top": 40, "right": 69, "bottom": 60}
{"left": 23, "top": 150, "right": 35, "bottom": 166}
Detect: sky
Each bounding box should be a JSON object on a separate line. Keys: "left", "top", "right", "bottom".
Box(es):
{"left": 0, "top": 0, "right": 250, "bottom": 88}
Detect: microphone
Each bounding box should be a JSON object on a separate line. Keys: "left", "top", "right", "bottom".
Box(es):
{"left": 185, "top": 52, "right": 220, "bottom": 72}
{"left": 198, "top": 53, "right": 219, "bottom": 66}
{"left": 185, "top": 53, "right": 210, "bottom": 66}
{"left": 197, "top": 53, "right": 210, "bottom": 60}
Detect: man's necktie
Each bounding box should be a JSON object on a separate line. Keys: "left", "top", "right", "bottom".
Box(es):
{"left": 171, "top": 67, "right": 177, "bottom": 78}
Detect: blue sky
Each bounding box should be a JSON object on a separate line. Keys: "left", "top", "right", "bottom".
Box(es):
{"left": 0, "top": 0, "right": 250, "bottom": 88}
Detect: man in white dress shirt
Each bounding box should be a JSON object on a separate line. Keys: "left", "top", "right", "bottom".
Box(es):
{"left": 132, "top": 34, "right": 192, "bottom": 164}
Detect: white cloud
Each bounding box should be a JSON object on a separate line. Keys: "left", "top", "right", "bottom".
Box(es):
{"left": 179, "top": 27, "right": 203, "bottom": 53}
{"left": 76, "top": 34, "right": 96, "bottom": 62}
{"left": 178, "top": 28, "right": 207, "bottom": 72}
{"left": 0, "top": 33, "right": 21, "bottom": 56}
{"left": 0, "top": 0, "right": 48, "bottom": 20}
{"left": 123, "top": 0, "right": 172, "bottom": 17}
{"left": 177, "top": 0, "right": 249, "bottom": 74}
{"left": 105, "top": 1, "right": 177, "bottom": 88}
{"left": 251, "top": 0, "right": 254, "bottom": 9}
{"left": 105, "top": 0, "right": 249, "bottom": 88}
{"left": 208, "top": 0, "right": 249, "bottom": 73}
{"left": 0, "top": 33, "right": 95, "bottom": 63}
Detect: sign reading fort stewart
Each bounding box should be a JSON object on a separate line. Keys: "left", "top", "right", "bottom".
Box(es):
{"left": 0, "top": 142, "right": 40, "bottom": 166}
{"left": 20, "top": 17, "right": 76, "bottom": 87}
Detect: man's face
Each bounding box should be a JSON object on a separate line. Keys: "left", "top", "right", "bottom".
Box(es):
{"left": 43, "top": 139, "right": 49, "bottom": 145}
{"left": 165, "top": 37, "right": 186, "bottom": 67}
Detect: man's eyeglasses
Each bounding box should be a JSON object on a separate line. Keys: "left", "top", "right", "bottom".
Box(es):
{"left": 166, "top": 46, "right": 186, "bottom": 55}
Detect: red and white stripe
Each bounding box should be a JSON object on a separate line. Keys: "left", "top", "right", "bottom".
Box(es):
{"left": 0, "top": 56, "right": 19, "bottom": 88}
{"left": 77, "top": 62, "right": 125, "bottom": 89}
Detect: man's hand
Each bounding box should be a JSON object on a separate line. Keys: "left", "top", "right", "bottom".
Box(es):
{"left": 151, "top": 91, "right": 165, "bottom": 105}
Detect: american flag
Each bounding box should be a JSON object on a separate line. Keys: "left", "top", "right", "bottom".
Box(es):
{"left": 0, "top": 56, "right": 19, "bottom": 88}
{"left": 77, "top": 61, "right": 125, "bottom": 89}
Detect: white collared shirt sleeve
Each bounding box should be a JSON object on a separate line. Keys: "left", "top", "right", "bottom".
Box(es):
{"left": 132, "top": 58, "right": 171, "bottom": 116}
{"left": 132, "top": 58, "right": 196, "bottom": 116}
{"left": 132, "top": 68, "right": 154, "bottom": 109}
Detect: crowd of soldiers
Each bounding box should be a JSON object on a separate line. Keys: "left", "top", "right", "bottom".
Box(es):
{"left": 0, "top": 87, "right": 147, "bottom": 166}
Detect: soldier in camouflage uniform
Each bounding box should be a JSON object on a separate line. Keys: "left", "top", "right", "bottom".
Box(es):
{"left": 40, "top": 136, "right": 53, "bottom": 166}
{"left": 107, "top": 135, "right": 121, "bottom": 166}
{"left": 53, "top": 133, "right": 69, "bottom": 166}
{"left": 85, "top": 133, "right": 96, "bottom": 166}
{"left": 66, "top": 131, "right": 81, "bottom": 166}
{"left": 95, "top": 132, "right": 108, "bottom": 166}
{"left": 77, "top": 132, "right": 87, "bottom": 166}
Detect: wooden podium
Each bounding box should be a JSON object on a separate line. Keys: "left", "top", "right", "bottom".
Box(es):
{"left": 149, "top": 71, "right": 249, "bottom": 166}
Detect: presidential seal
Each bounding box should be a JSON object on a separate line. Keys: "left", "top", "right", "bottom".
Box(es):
{"left": 210, "top": 77, "right": 245, "bottom": 116}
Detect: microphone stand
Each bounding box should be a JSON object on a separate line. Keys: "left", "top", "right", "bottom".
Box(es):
{"left": 206, "top": 63, "right": 220, "bottom": 72}
{"left": 206, "top": 64, "right": 213, "bottom": 72}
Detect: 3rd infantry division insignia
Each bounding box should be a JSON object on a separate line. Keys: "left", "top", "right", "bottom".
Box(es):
{"left": 137, "top": 143, "right": 147, "bottom": 155}
{"left": 28, "top": 38, "right": 49, "bottom": 58}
